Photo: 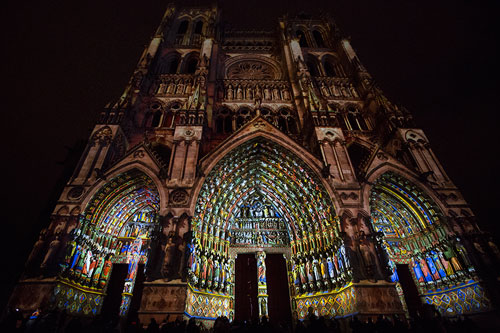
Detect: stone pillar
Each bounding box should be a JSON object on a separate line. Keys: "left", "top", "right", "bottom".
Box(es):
{"left": 399, "top": 129, "right": 451, "bottom": 186}
{"left": 315, "top": 128, "right": 357, "bottom": 184}
{"left": 71, "top": 125, "right": 123, "bottom": 185}
{"left": 168, "top": 126, "right": 202, "bottom": 186}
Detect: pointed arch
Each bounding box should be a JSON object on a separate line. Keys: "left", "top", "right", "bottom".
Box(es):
{"left": 81, "top": 163, "right": 167, "bottom": 216}
{"left": 157, "top": 51, "right": 181, "bottom": 74}
{"left": 181, "top": 51, "right": 199, "bottom": 74}
{"left": 194, "top": 129, "right": 340, "bottom": 211}
{"left": 56, "top": 168, "right": 164, "bottom": 316}
{"left": 194, "top": 137, "right": 338, "bottom": 240}
{"left": 306, "top": 54, "right": 321, "bottom": 76}
{"left": 296, "top": 29, "right": 309, "bottom": 48}
{"left": 369, "top": 171, "right": 443, "bottom": 239}
{"left": 82, "top": 169, "right": 160, "bottom": 237}
{"left": 186, "top": 136, "right": 350, "bottom": 306}
{"left": 363, "top": 162, "right": 447, "bottom": 216}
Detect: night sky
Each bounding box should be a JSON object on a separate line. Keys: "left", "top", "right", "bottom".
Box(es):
{"left": 2, "top": 0, "right": 499, "bottom": 309}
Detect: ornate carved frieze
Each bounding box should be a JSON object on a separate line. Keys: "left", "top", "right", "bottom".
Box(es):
{"left": 314, "top": 77, "right": 360, "bottom": 100}
{"left": 221, "top": 79, "right": 291, "bottom": 102}
{"left": 154, "top": 74, "right": 195, "bottom": 96}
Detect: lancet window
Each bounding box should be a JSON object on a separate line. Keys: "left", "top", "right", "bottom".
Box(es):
{"left": 312, "top": 30, "right": 325, "bottom": 48}
{"left": 296, "top": 30, "right": 309, "bottom": 48}
{"left": 144, "top": 102, "right": 163, "bottom": 128}
{"left": 344, "top": 106, "right": 369, "bottom": 131}
{"left": 215, "top": 108, "right": 233, "bottom": 134}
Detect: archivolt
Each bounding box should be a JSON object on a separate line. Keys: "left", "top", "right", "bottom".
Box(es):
{"left": 192, "top": 137, "right": 339, "bottom": 248}
{"left": 83, "top": 169, "right": 160, "bottom": 236}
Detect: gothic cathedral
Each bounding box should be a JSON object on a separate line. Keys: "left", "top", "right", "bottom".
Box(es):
{"left": 9, "top": 4, "right": 498, "bottom": 324}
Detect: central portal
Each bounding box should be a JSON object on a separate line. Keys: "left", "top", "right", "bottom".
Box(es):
{"left": 187, "top": 138, "right": 343, "bottom": 321}
{"left": 234, "top": 253, "right": 291, "bottom": 324}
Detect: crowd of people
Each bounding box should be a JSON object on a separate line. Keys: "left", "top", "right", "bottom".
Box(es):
{"left": 0, "top": 306, "right": 483, "bottom": 333}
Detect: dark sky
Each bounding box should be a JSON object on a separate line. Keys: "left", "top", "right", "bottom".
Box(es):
{"left": 2, "top": 0, "right": 499, "bottom": 309}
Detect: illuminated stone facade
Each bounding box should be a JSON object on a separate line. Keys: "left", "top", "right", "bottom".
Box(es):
{"left": 8, "top": 3, "right": 498, "bottom": 323}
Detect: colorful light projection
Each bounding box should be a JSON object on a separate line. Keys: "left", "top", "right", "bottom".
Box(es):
{"left": 186, "top": 138, "right": 350, "bottom": 320}
{"left": 57, "top": 170, "right": 160, "bottom": 316}
{"left": 369, "top": 172, "right": 487, "bottom": 315}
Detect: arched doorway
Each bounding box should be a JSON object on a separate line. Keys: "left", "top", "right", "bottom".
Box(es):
{"left": 185, "top": 138, "right": 352, "bottom": 322}
{"left": 369, "top": 172, "right": 489, "bottom": 316}
{"left": 54, "top": 169, "right": 160, "bottom": 317}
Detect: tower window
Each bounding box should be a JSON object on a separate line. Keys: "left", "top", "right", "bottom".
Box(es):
{"left": 151, "top": 111, "right": 163, "bottom": 127}
{"left": 186, "top": 57, "right": 198, "bottom": 74}
{"left": 194, "top": 21, "right": 204, "bottom": 34}
{"left": 313, "top": 30, "right": 325, "bottom": 48}
{"left": 324, "top": 61, "right": 336, "bottom": 77}
{"left": 216, "top": 109, "right": 233, "bottom": 134}
{"left": 345, "top": 107, "right": 368, "bottom": 131}
{"left": 296, "top": 30, "right": 309, "bottom": 48}
{"left": 307, "top": 61, "right": 319, "bottom": 76}
{"left": 177, "top": 20, "right": 188, "bottom": 34}
{"left": 167, "top": 58, "right": 179, "bottom": 74}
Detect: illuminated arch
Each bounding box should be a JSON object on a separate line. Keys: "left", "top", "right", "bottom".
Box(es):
{"left": 83, "top": 169, "right": 160, "bottom": 237}
{"left": 56, "top": 169, "right": 161, "bottom": 316}
{"left": 370, "top": 172, "right": 442, "bottom": 241}
{"left": 193, "top": 137, "right": 338, "bottom": 245}
{"left": 184, "top": 136, "right": 354, "bottom": 325}
{"left": 368, "top": 171, "right": 484, "bottom": 316}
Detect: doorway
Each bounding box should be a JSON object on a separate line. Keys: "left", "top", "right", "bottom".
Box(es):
{"left": 128, "top": 264, "right": 145, "bottom": 319}
{"left": 101, "top": 263, "right": 127, "bottom": 319}
{"left": 234, "top": 254, "right": 258, "bottom": 323}
{"left": 396, "top": 264, "right": 421, "bottom": 317}
{"left": 266, "top": 254, "right": 292, "bottom": 324}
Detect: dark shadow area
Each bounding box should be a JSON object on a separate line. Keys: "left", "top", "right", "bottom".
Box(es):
{"left": 235, "top": 254, "right": 258, "bottom": 323}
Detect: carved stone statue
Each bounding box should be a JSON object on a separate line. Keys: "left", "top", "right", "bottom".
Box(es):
{"left": 25, "top": 232, "right": 46, "bottom": 276}
{"left": 226, "top": 84, "right": 233, "bottom": 100}
{"left": 236, "top": 85, "right": 244, "bottom": 100}
{"left": 163, "top": 236, "right": 178, "bottom": 280}
{"left": 281, "top": 85, "right": 290, "bottom": 100}
{"left": 157, "top": 81, "right": 166, "bottom": 94}
{"left": 246, "top": 85, "right": 253, "bottom": 99}
{"left": 185, "top": 80, "right": 193, "bottom": 95}
{"left": 272, "top": 86, "right": 281, "bottom": 100}
{"left": 40, "top": 235, "right": 61, "bottom": 275}
{"left": 257, "top": 251, "right": 267, "bottom": 284}
{"left": 349, "top": 83, "right": 359, "bottom": 98}
{"left": 264, "top": 86, "right": 272, "bottom": 100}
{"left": 176, "top": 80, "right": 185, "bottom": 94}
{"left": 255, "top": 84, "right": 262, "bottom": 98}
{"left": 359, "top": 240, "right": 374, "bottom": 278}
{"left": 330, "top": 82, "right": 340, "bottom": 97}
{"left": 320, "top": 82, "right": 330, "bottom": 97}
{"left": 167, "top": 80, "right": 175, "bottom": 94}
{"left": 340, "top": 84, "right": 349, "bottom": 97}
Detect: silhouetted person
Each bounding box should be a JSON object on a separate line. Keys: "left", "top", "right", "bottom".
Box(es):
{"left": 146, "top": 318, "right": 159, "bottom": 333}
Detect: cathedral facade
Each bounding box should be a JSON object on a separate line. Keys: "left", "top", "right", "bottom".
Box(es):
{"left": 9, "top": 4, "right": 498, "bottom": 324}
